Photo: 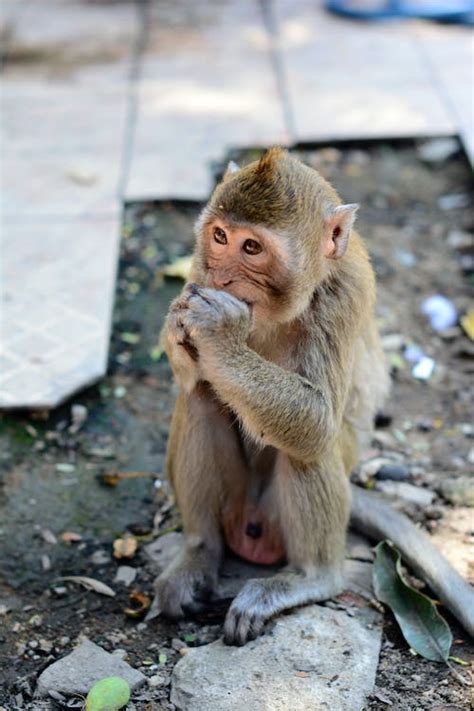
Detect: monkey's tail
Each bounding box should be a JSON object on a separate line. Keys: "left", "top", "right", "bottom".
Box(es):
{"left": 350, "top": 484, "right": 474, "bottom": 638}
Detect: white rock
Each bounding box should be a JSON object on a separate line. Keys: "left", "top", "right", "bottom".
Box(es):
{"left": 114, "top": 565, "right": 137, "bottom": 586}
{"left": 417, "top": 138, "right": 459, "bottom": 163}
{"left": 171, "top": 605, "right": 381, "bottom": 711}
{"left": 36, "top": 639, "right": 146, "bottom": 697}
{"left": 375, "top": 481, "right": 435, "bottom": 507}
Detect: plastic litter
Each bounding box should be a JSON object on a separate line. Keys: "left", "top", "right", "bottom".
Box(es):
{"left": 404, "top": 344, "right": 425, "bottom": 363}
{"left": 412, "top": 357, "right": 435, "bottom": 380}
{"left": 421, "top": 295, "right": 458, "bottom": 331}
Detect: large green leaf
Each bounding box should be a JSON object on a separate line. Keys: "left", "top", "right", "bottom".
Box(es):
{"left": 373, "top": 541, "right": 452, "bottom": 662}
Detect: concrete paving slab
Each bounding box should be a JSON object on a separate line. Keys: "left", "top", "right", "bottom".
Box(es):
{"left": 125, "top": 0, "right": 288, "bottom": 201}
{"left": 2, "top": 82, "right": 129, "bottom": 154}
{"left": 1, "top": 149, "right": 122, "bottom": 219}
{"left": 0, "top": 215, "right": 120, "bottom": 408}
{"left": 275, "top": 0, "right": 456, "bottom": 142}
{"left": 2, "top": 0, "right": 138, "bottom": 84}
{"left": 414, "top": 22, "right": 474, "bottom": 163}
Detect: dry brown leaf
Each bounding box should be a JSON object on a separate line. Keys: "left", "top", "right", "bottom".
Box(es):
{"left": 162, "top": 255, "right": 193, "bottom": 280}
{"left": 56, "top": 576, "right": 116, "bottom": 597}
{"left": 294, "top": 671, "right": 309, "bottom": 678}
{"left": 99, "top": 470, "right": 158, "bottom": 487}
{"left": 113, "top": 537, "right": 138, "bottom": 559}
{"left": 60, "top": 531, "right": 82, "bottom": 543}
{"left": 123, "top": 591, "right": 151, "bottom": 618}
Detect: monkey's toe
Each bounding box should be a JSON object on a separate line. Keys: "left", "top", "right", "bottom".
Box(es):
{"left": 223, "top": 608, "right": 265, "bottom": 646}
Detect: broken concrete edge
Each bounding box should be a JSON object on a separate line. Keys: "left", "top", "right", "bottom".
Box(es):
{"left": 0, "top": 362, "right": 106, "bottom": 411}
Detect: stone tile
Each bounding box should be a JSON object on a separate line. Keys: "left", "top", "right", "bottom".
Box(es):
{"left": 126, "top": 0, "right": 288, "bottom": 201}
{"left": 275, "top": 1, "right": 457, "bottom": 142}
{"left": 2, "top": 83, "right": 129, "bottom": 155}
{"left": 288, "top": 82, "right": 455, "bottom": 141}
{"left": 0, "top": 216, "right": 120, "bottom": 408}
{"left": 1, "top": 150, "right": 121, "bottom": 219}
{"left": 2, "top": 0, "right": 138, "bottom": 85}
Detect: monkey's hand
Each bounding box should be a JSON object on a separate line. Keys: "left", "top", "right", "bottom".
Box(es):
{"left": 163, "top": 292, "right": 203, "bottom": 392}
{"left": 176, "top": 283, "right": 251, "bottom": 375}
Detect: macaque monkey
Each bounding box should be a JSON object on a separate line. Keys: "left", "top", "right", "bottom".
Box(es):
{"left": 152, "top": 148, "right": 474, "bottom": 645}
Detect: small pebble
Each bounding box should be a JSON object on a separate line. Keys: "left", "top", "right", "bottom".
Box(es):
{"left": 375, "top": 464, "right": 410, "bottom": 481}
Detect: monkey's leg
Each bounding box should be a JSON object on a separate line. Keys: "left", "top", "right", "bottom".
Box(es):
{"left": 223, "top": 452, "right": 350, "bottom": 645}
{"left": 154, "top": 385, "right": 247, "bottom": 618}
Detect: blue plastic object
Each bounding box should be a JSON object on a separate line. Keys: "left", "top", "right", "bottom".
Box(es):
{"left": 326, "top": 0, "right": 474, "bottom": 24}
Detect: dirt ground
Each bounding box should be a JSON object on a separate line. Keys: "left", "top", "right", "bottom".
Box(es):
{"left": 0, "top": 140, "right": 473, "bottom": 710}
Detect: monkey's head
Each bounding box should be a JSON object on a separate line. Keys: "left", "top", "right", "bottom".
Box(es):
{"left": 194, "top": 148, "right": 358, "bottom": 325}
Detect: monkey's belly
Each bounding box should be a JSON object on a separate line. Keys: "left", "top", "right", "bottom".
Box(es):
{"left": 222, "top": 503, "right": 286, "bottom": 565}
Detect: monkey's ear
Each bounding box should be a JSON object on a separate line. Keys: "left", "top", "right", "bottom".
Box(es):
{"left": 223, "top": 160, "right": 239, "bottom": 180}
{"left": 324, "top": 204, "right": 359, "bottom": 259}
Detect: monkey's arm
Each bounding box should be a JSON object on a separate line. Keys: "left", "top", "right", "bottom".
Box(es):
{"left": 209, "top": 347, "right": 337, "bottom": 462}
{"left": 176, "top": 285, "right": 344, "bottom": 463}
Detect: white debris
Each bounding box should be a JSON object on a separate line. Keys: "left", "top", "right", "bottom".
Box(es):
{"left": 421, "top": 295, "right": 458, "bottom": 332}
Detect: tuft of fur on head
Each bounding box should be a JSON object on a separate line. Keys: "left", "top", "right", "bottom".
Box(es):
{"left": 205, "top": 148, "right": 339, "bottom": 237}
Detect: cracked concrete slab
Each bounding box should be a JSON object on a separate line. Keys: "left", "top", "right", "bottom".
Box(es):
{"left": 125, "top": 0, "right": 289, "bottom": 200}
{"left": 0, "top": 215, "right": 120, "bottom": 408}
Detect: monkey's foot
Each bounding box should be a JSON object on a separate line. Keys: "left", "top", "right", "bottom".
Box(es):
{"left": 223, "top": 578, "right": 280, "bottom": 646}
{"left": 152, "top": 551, "right": 218, "bottom": 619}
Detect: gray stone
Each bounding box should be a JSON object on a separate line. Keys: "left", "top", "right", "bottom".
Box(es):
{"left": 114, "top": 565, "right": 137, "bottom": 587}
{"left": 417, "top": 137, "right": 459, "bottom": 163}
{"left": 171, "top": 605, "right": 382, "bottom": 711}
{"left": 36, "top": 639, "right": 146, "bottom": 697}
{"left": 374, "top": 480, "right": 435, "bottom": 507}
{"left": 439, "top": 476, "right": 474, "bottom": 507}
{"left": 375, "top": 463, "right": 410, "bottom": 482}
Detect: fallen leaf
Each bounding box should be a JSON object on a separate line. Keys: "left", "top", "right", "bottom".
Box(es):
{"left": 67, "top": 168, "right": 97, "bottom": 187}
{"left": 86, "top": 676, "right": 130, "bottom": 711}
{"left": 55, "top": 576, "right": 116, "bottom": 597}
{"left": 149, "top": 345, "right": 164, "bottom": 361}
{"left": 113, "top": 537, "right": 138, "bottom": 559}
{"left": 294, "top": 671, "right": 309, "bottom": 678}
{"left": 60, "top": 531, "right": 82, "bottom": 543}
{"left": 372, "top": 691, "right": 393, "bottom": 705}
{"left": 373, "top": 541, "right": 452, "bottom": 662}
{"left": 99, "top": 470, "right": 158, "bottom": 487}
{"left": 448, "top": 655, "right": 469, "bottom": 666}
{"left": 460, "top": 311, "right": 474, "bottom": 341}
{"left": 120, "top": 332, "right": 141, "bottom": 345}
{"left": 162, "top": 255, "right": 193, "bottom": 280}
{"left": 123, "top": 591, "right": 151, "bottom": 619}
{"left": 158, "top": 652, "right": 167, "bottom": 664}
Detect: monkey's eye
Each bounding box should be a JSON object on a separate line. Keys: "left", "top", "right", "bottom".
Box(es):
{"left": 243, "top": 239, "right": 262, "bottom": 255}
{"left": 213, "top": 227, "right": 227, "bottom": 245}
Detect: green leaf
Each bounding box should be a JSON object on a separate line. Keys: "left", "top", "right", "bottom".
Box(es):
{"left": 120, "top": 331, "right": 141, "bottom": 345}
{"left": 86, "top": 676, "right": 131, "bottom": 711}
{"left": 373, "top": 541, "right": 452, "bottom": 662}
{"left": 183, "top": 633, "right": 196, "bottom": 643}
{"left": 158, "top": 652, "right": 167, "bottom": 664}
{"left": 448, "top": 655, "right": 469, "bottom": 666}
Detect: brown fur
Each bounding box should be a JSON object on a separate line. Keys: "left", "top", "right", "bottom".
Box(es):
{"left": 152, "top": 149, "right": 473, "bottom": 645}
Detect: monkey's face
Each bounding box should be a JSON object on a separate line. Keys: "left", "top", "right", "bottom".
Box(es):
{"left": 199, "top": 219, "right": 297, "bottom": 326}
